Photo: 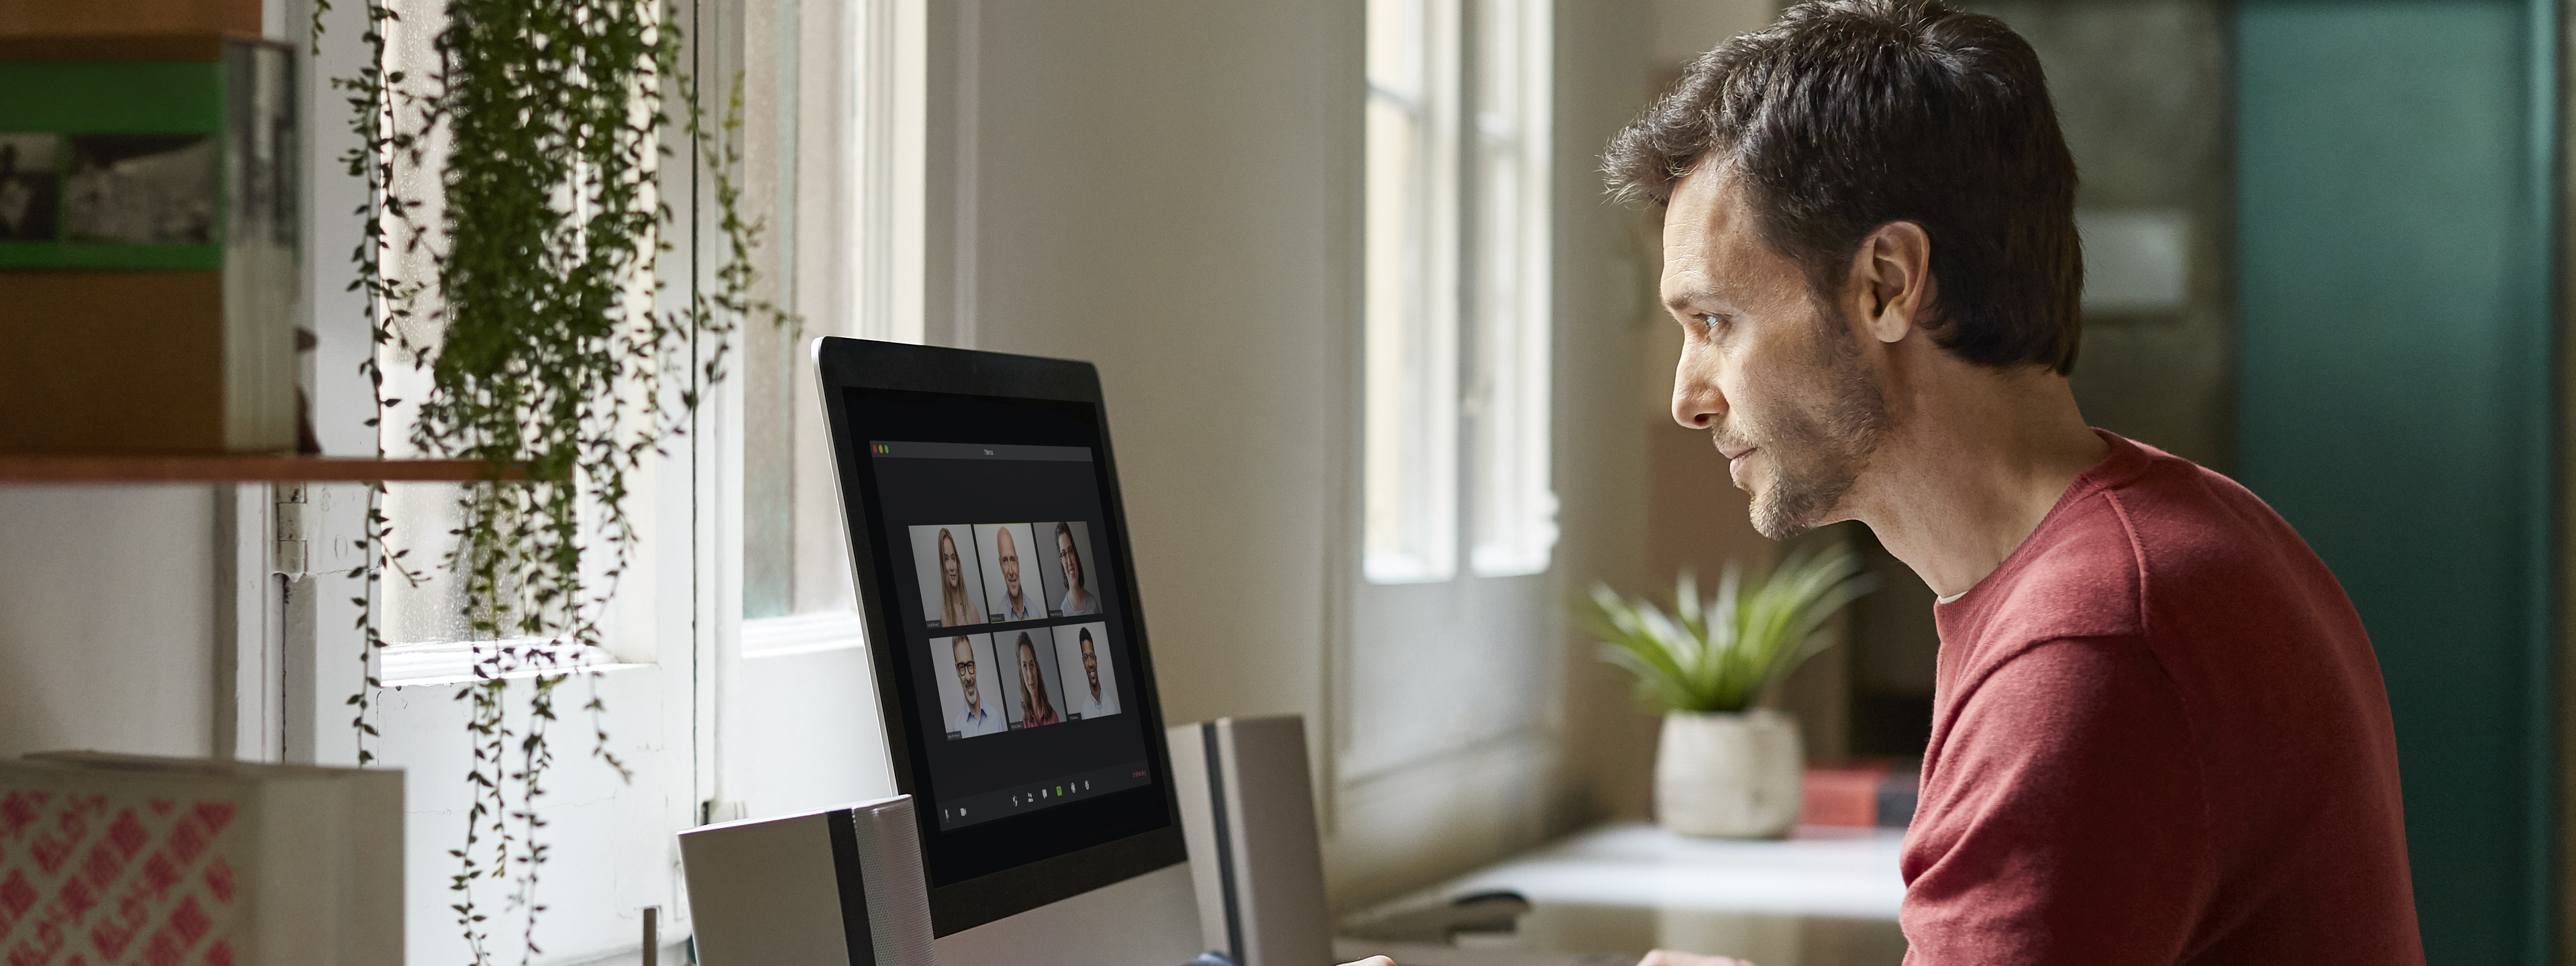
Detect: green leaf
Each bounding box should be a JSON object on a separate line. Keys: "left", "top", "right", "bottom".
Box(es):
{"left": 1581, "top": 538, "right": 1874, "bottom": 712}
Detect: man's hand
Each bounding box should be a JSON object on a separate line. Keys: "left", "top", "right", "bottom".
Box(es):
{"left": 1339, "top": 953, "right": 1752, "bottom": 966}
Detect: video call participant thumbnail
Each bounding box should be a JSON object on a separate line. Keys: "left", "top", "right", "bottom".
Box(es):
{"left": 908, "top": 524, "right": 990, "bottom": 629}
{"left": 1052, "top": 623, "right": 1120, "bottom": 720}
{"left": 935, "top": 635, "right": 1007, "bottom": 739}
{"left": 974, "top": 523, "right": 1044, "bottom": 622}
{"left": 1002, "top": 631, "right": 1067, "bottom": 730}
{"left": 1039, "top": 521, "right": 1102, "bottom": 616}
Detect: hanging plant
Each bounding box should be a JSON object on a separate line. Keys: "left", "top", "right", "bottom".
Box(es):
{"left": 319, "top": 0, "right": 780, "bottom": 959}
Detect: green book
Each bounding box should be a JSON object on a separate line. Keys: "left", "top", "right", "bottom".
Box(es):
{"left": 0, "top": 36, "right": 299, "bottom": 453}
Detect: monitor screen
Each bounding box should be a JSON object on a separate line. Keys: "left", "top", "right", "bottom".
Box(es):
{"left": 826, "top": 378, "right": 1182, "bottom": 914}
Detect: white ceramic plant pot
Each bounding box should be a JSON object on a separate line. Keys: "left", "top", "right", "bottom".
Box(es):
{"left": 1655, "top": 708, "right": 1804, "bottom": 839}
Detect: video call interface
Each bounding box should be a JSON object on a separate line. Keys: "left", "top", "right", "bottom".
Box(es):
{"left": 859, "top": 414, "right": 1157, "bottom": 839}
{"left": 911, "top": 521, "right": 1125, "bottom": 737}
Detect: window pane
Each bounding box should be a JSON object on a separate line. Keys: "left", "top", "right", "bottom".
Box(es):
{"left": 375, "top": 0, "right": 472, "bottom": 644}
{"left": 747, "top": 0, "right": 920, "bottom": 622}
{"left": 1468, "top": 0, "right": 1554, "bottom": 577}
{"left": 743, "top": 303, "right": 798, "bottom": 619}
{"left": 1364, "top": 0, "right": 1462, "bottom": 584}
{"left": 381, "top": 482, "right": 474, "bottom": 643}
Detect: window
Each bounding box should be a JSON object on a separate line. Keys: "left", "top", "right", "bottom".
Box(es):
{"left": 333, "top": 0, "right": 917, "bottom": 959}
{"left": 1337, "top": 0, "right": 1556, "bottom": 888}
{"left": 368, "top": 0, "right": 607, "bottom": 678}
{"left": 341, "top": 3, "right": 710, "bottom": 961}
{"left": 1364, "top": 0, "right": 1554, "bottom": 585}
{"left": 361, "top": 0, "right": 918, "bottom": 650}
{"left": 737, "top": 0, "right": 926, "bottom": 653}
{"left": 1464, "top": 0, "right": 1554, "bottom": 577}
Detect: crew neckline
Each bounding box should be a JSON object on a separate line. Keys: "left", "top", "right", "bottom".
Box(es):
{"left": 1931, "top": 429, "right": 2137, "bottom": 611}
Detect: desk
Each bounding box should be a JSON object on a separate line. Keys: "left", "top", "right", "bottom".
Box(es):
{"left": 1338, "top": 823, "right": 1908, "bottom": 966}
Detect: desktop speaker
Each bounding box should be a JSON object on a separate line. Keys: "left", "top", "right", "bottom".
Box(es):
{"left": 1168, "top": 716, "right": 1332, "bottom": 966}
{"left": 677, "top": 794, "right": 935, "bottom": 966}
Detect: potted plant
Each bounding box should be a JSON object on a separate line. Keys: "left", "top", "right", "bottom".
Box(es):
{"left": 1587, "top": 541, "right": 1873, "bottom": 838}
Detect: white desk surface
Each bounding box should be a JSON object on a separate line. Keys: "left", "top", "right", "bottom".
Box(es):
{"left": 1338, "top": 823, "right": 1909, "bottom": 966}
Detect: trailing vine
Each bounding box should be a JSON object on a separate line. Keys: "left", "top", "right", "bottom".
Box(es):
{"left": 321, "top": 0, "right": 780, "bottom": 960}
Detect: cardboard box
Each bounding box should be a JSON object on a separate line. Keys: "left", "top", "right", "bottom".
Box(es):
{"left": 0, "top": 753, "right": 402, "bottom": 966}
{"left": 0, "top": 0, "right": 260, "bottom": 38}
{"left": 0, "top": 36, "right": 298, "bottom": 453}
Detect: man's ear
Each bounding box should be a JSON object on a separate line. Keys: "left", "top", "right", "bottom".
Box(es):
{"left": 1847, "top": 221, "right": 1934, "bottom": 345}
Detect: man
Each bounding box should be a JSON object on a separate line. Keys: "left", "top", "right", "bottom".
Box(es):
{"left": 1352, "top": 1, "right": 2418, "bottom": 964}
{"left": 995, "top": 526, "right": 1037, "bottom": 621}
{"left": 1073, "top": 628, "right": 1118, "bottom": 719}
{"left": 947, "top": 637, "right": 1004, "bottom": 738}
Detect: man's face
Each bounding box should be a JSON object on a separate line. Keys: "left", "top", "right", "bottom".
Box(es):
{"left": 952, "top": 638, "right": 980, "bottom": 710}
{"left": 997, "top": 528, "right": 1022, "bottom": 600}
{"left": 1081, "top": 639, "right": 1099, "bottom": 694}
{"left": 1661, "top": 166, "right": 1890, "bottom": 539}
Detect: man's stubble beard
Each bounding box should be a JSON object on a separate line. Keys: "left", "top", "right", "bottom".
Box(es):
{"left": 1738, "top": 300, "right": 1891, "bottom": 540}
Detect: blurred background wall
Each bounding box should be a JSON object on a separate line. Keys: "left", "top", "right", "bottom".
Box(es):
{"left": 2237, "top": 1, "right": 2557, "bottom": 962}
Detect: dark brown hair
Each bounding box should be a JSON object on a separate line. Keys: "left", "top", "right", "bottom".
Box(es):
{"left": 1605, "top": 0, "right": 2082, "bottom": 374}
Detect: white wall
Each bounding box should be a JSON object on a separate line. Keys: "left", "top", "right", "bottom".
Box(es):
{"left": 959, "top": 0, "right": 1343, "bottom": 740}
{"left": 0, "top": 486, "right": 217, "bottom": 760}
{"left": 1554, "top": 0, "right": 1679, "bottom": 832}
{"left": 1653, "top": 0, "right": 1782, "bottom": 66}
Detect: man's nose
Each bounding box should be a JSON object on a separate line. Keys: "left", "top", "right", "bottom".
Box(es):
{"left": 1672, "top": 364, "right": 1724, "bottom": 429}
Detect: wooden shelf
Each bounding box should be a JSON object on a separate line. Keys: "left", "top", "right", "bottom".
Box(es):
{"left": 0, "top": 455, "right": 537, "bottom": 484}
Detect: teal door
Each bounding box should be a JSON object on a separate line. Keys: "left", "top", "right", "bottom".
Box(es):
{"left": 2237, "top": 1, "right": 2557, "bottom": 961}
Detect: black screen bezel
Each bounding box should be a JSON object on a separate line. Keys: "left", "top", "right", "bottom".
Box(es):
{"left": 810, "top": 337, "right": 1187, "bottom": 936}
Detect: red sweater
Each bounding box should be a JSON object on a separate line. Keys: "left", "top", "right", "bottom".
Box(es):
{"left": 1900, "top": 431, "right": 2422, "bottom": 965}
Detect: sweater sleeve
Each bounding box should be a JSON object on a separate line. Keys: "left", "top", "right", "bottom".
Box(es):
{"left": 1900, "top": 636, "right": 2214, "bottom": 965}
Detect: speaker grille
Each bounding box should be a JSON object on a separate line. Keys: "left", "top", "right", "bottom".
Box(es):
{"left": 851, "top": 798, "right": 936, "bottom": 965}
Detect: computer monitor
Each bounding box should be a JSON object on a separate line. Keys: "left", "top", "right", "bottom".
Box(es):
{"left": 812, "top": 337, "right": 1204, "bottom": 961}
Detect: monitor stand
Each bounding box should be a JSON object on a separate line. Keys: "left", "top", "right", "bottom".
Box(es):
{"left": 934, "top": 862, "right": 1206, "bottom": 965}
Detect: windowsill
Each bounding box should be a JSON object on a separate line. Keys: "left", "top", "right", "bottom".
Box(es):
{"left": 741, "top": 610, "right": 869, "bottom": 657}
{"left": 1338, "top": 822, "right": 1907, "bottom": 963}
{"left": 380, "top": 639, "right": 645, "bottom": 688}
{"left": 1366, "top": 821, "right": 1903, "bottom": 918}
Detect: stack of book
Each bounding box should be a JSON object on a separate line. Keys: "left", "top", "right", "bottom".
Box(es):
{"left": 1799, "top": 758, "right": 1919, "bottom": 829}
{"left": 0, "top": 753, "right": 400, "bottom": 966}
{"left": 0, "top": 0, "right": 300, "bottom": 455}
